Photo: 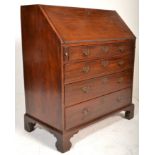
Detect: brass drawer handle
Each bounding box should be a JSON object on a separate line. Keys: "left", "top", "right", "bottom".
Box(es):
{"left": 117, "top": 96, "right": 122, "bottom": 102}
{"left": 101, "top": 46, "right": 109, "bottom": 53}
{"left": 83, "top": 48, "right": 90, "bottom": 56}
{"left": 81, "top": 86, "right": 90, "bottom": 93}
{"left": 118, "top": 60, "right": 124, "bottom": 66}
{"left": 100, "top": 98, "right": 105, "bottom": 104}
{"left": 119, "top": 47, "right": 125, "bottom": 53}
{"left": 117, "top": 77, "right": 124, "bottom": 83}
{"left": 82, "top": 65, "right": 90, "bottom": 73}
{"left": 82, "top": 108, "right": 89, "bottom": 116}
{"left": 102, "top": 77, "right": 108, "bottom": 84}
{"left": 101, "top": 60, "right": 109, "bottom": 67}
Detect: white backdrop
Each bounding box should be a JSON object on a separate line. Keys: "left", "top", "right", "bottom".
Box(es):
{"left": 15, "top": 1, "right": 139, "bottom": 155}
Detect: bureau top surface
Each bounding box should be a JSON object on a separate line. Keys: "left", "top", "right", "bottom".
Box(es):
{"left": 23, "top": 5, "right": 135, "bottom": 44}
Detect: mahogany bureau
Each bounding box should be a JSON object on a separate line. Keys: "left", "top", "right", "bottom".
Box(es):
{"left": 21, "top": 5, "right": 136, "bottom": 153}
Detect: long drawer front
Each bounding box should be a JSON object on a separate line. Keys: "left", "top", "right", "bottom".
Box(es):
{"left": 65, "top": 54, "right": 133, "bottom": 84}
{"left": 65, "top": 88, "right": 132, "bottom": 130}
{"left": 64, "top": 41, "right": 134, "bottom": 63}
{"left": 65, "top": 70, "right": 132, "bottom": 106}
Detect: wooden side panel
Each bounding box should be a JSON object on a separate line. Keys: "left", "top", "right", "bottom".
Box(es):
{"left": 21, "top": 5, "right": 62, "bottom": 130}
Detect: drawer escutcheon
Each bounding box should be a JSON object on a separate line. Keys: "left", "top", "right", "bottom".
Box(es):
{"left": 101, "top": 60, "right": 109, "bottom": 67}
{"left": 101, "top": 46, "right": 109, "bottom": 53}
{"left": 82, "top": 65, "right": 90, "bottom": 73}
{"left": 82, "top": 108, "right": 89, "bottom": 116}
{"left": 81, "top": 86, "right": 90, "bottom": 93}
{"left": 118, "top": 60, "right": 125, "bottom": 66}
{"left": 117, "top": 77, "right": 124, "bottom": 83}
{"left": 119, "top": 47, "right": 125, "bottom": 53}
{"left": 82, "top": 48, "right": 90, "bottom": 56}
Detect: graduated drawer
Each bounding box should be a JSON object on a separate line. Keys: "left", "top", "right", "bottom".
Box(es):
{"left": 65, "top": 70, "right": 132, "bottom": 106}
{"left": 64, "top": 41, "right": 134, "bottom": 63}
{"left": 65, "top": 88, "right": 132, "bottom": 130}
{"left": 65, "top": 54, "right": 133, "bottom": 84}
